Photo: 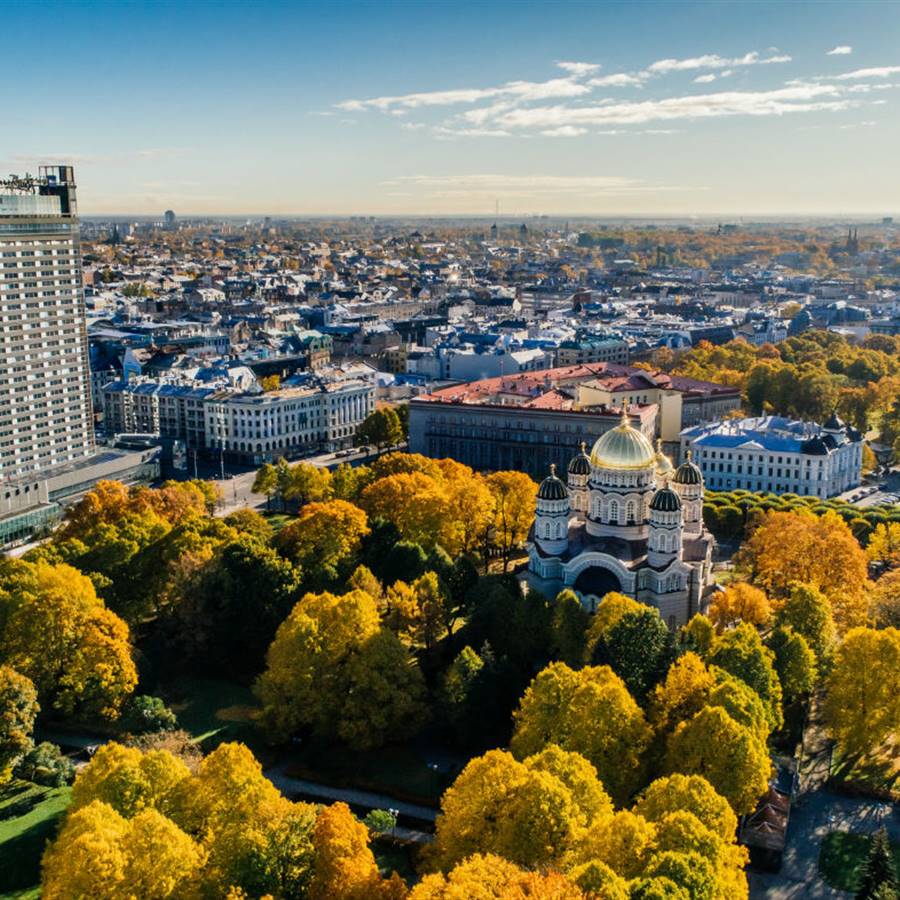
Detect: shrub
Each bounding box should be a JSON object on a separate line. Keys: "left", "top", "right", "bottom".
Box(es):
{"left": 14, "top": 741, "right": 75, "bottom": 787}
{"left": 119, "top": 695, "right": 177, "bottom": 734}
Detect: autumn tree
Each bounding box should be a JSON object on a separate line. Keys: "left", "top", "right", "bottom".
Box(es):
{"left": 867, "top": 523, "right": 900, "bottom": 569}
{"left": 583, "top": 592, "right": 645, "bottom": 661}
{"left": 484, "top": 471, "right": 537, "bottom": 571}
{"left": 284, "top": 462, "right": 333, "bottom": 508}
{"left": 869, "top": 569, "right": 900, "bottom": 629}
{"left": 429, "top": 747, "right": 612, "bottom": 871}
{"left": 252, "top": 462, "right": 278, "bottom": 509}
{"left": 824, "top": 627, "right": 900, "bottom": 758}
{"left": 0, "top": 666, "right": 38, "bottom": 782}
{"left": 412, "top": 854, "right": 587, "bottom": 900}
{"left": 664, "top": 706, "right": 770, "bottom": 814}
{"left": 360, "top": 472, "right": 450, "bottom": 551}
{"left": 511, "top": 662, "right": 651, "bottom": 804}
{"left": 0, "top": 560, "right": 137, "bottom": 719}
{"left": 708, "top": 583, "right": 771, "bottom": 633}
{"left": 256, "top": 589, "right": 426, "bottom": 749}
{"left": 276, "top": 500, "right": 369, "bottom": 584}
{"left": 42, "top": 802, "right": 205, "bottom": 900}
{"left": 310, "top": 802, "right": 405, "bottom": 900}
{"left": 737, "top": 510, "right": 869, "bottom": 631}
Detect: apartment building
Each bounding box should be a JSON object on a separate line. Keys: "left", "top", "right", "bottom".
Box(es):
{"left": 0, "top": 167, "right": 94, "bottom": 479}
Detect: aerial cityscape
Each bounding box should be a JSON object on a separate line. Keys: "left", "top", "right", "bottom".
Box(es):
{"left": 1, "top": 2, "right": 899, "bottom": 898}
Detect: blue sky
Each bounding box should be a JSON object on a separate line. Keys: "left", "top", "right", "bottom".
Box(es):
{"left": 4, "top": 0, "right": 900, "bottom": 216}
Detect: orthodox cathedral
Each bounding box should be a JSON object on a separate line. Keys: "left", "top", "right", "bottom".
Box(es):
{"left": 527, "top": 412, "right": 715, "bottom": 628}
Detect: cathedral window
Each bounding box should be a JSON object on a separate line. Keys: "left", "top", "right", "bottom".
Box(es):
{"left": 626, "top": 500, "right": 636, "bottom": 524}
{"left": 609, "top": 499, "right": 619, "bottom": 523}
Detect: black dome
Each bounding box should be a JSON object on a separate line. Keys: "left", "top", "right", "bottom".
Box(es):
{"left": 650, "top": 486, "right": 682, "bottom": 512}
{"left": 538, "top": 466, "right": 569, "bottom": 501}
{"left": 567, "top": 443, "right": 591, "bottom": 476}
{"left": 823, "top": 411, "right": 845, "bottom": 431}
{"left": 673, "top": 451, "right": 703, "bottom": 485}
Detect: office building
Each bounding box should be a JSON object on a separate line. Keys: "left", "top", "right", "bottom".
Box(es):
{"left": 0, "top": 167, "right": 159, "bottom": 545}
{"left": 680, "top": 413, "right": 863, "bottom": 498}
{"left": 0, "top": 167, "right": 94, "bottom": 478}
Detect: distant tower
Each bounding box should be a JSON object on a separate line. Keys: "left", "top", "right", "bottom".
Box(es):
{"left": 490, "top": 222, "right": 498, "bottom": 241}
{"left": 846, "top": 227, "right": 859, "bottom": 255}
{"left": 672, "top": 451, "right": 704, "bottom": 536}
{"left": 535, "top": 465, "right": 570, "bottom": 556}
{"left": 164, "top": 209, "right": 176, "bottom": 230}
{"left": 647, "top": 485, "right": 683, "bottom": 568}
{"left": 566, "top": 443, "right": 591, "bottom": 514}
{"left": 519, "top": 223, "right": 528, "bottom": 241}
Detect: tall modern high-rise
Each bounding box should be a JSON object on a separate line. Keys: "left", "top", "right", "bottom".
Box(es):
{"left": 0, "top": 165, "right": 159, "bottom": 545}
{"left": 0, "top": 166, "right": 94, "bottom": 479}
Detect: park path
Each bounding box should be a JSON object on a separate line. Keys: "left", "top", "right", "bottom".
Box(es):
{"left": 264, "top": 761, "right": 436, "bottom": 844}
{"left": 749, "top": 691, "right": 899, "bottom": 899}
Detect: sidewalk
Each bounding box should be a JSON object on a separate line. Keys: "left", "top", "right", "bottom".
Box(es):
{"left": 265, "top": 761, "right": 437, "bottom": 844}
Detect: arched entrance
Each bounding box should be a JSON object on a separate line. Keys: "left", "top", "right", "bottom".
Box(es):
{"left": 574, "top": 566, "right": 623, "bottom": 611}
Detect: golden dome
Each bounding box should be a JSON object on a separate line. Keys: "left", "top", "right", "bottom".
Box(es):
{"left": 655, "top": 438, "right": 675, "bottom": 477}
{"left": 590, "top": 411, "right": 657, "bottom": 470}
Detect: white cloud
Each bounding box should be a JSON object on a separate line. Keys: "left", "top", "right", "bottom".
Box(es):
{"left": 645, "top": 51, "right": 791, "bottom": 74}
{"left": 540, "top": 126, "right": 588, "bottom": 137}
{"left": 832, "top": 66, "right": 900, "bottom": 80}
{"left": 587, "top": 72, "right": 647, "bottom": 87}
{"left": 336, "top": 75, "right": 590, "bottom": 112}
{"left": 431, "top": 126, "right": 512, "bottom": 139}
{"left": 839, "top": 120, "right": 877, "bottom": 129}
{"left": 556, "top": 61, "right": 601, "bottom": 75}
{"left": 490, "top": 83, "right": 853, "bottom": 130}
{"left": 400, "top": 122, "right": 425, "bottom": 131}
{"left": 694, "top": 74, "right": 717, "bottom": 84}
{"left": 827, "top": 45, "right": 853, "bottom": 55}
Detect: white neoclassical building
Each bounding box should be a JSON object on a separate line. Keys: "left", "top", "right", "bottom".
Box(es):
{"left": 526, "top": 412, "right": 715, "bottom": 628}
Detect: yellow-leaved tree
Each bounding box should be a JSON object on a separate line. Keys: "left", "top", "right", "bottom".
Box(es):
{"left": 484, "top": 471, "right": 537, "bottom": 571}
{"left": 428, "top": 746, "right": 612, "bottom": 872}
{"left": 824, "top": 626, "right": 900, "bottom": 759}
{"left": 664, "top": 706, "right": 770, "bottom": 814}
{"left": 276, "top": 499, "right": 369, "bottom": 583}
{"left": 310, "top": 802, "right": 407, "bottom": 900}
{"left": 708, "top": 582, "right": 771, "bottom": 632}
{"left": 0, "top": 560, "right": 137, "bottom": 718}
{"left": 255, "top": 589, "right": 426, "bottom": 748}
{"left": 510, "top": 662, "right": 651, "bottom": 804}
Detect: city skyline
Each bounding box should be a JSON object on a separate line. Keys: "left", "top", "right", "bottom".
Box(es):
{"left": 4, "top": 0, "right": 900, "bottom": 216}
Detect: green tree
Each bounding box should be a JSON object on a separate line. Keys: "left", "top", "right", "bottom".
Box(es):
{"left": 550, "top": 589, "right": 590, "bottom": 667}
{"left": 252, "top": 462, "right": 277, "bottom": 509}
{"left": 594, "top": 608, "right": 675, "bottom": 701}
{"left": 774, "top": 582, "right": 836, "bottom": 664}
{"left": 357, "top": 407, "right": 403, "bottom": 450}
{"left": 709, "top": 623, "right": 783, "bottom": 731}
{"left": 856, "top": 827, "right": 899, "bottom": 900}
{"left": 767, "top": 626, "right": 817, "bottom": 703}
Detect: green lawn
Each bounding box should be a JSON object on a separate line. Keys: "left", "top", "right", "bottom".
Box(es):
{"left": 0, "top": 780, "right": 71, "bottom": 897}
{"left": 261, "top": 511, "right": 293, "bottom": 532}
{"left": 818, "top": 831, "right": 900, "bottom": 892}
{"left": 164, "top": 677, "right": 261, "bottom": 751}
